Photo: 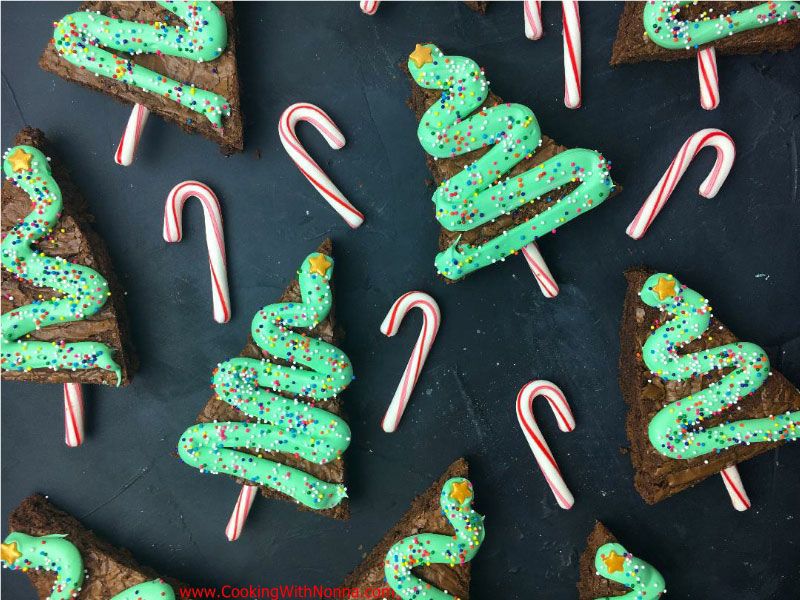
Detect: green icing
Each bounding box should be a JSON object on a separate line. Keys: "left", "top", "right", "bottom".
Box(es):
{"left": 594, "top": 542, "right": 665, "bottom": 600}
{"left": 641, "top": 273, "right": 800, "bottom": 459}
{"left": 2, "top": 532, "right": 174, "bottom": 600}
{"left": 53, "top": 1, "right": 230, "bottom": 128}
{"left": 178, "top": 252, "right": 354, "bottom": 510}
{"left": 643, "top": 1, "right": 800, "bottom": 49}
{"left": 1, "top": 146, "right": 122, "bottom": 383}
{"left": 407, "top": 43, "right": 614, "bottom": 280}
{"left": 2, "top": 532, "right": 84, "bottom": 600}
{"left": 384, "top": 477, "right": 485, "bottom": 599}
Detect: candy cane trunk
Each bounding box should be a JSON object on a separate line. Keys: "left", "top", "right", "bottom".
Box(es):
{"left": 225, "top": 484, "right": 258, "bottom": 541}
{"left": 360, "top": 0, "right": 380, "bottom": 15}
{"left": 562, "top": 1, "right": 581, "bottom": 109}
{"left": 697, "top": 47, "right": 720, "bottom": 110}
{"left": 114, "top": 104, "right": 150, "bottom": 166}
{"left": 721, "top": 465, "right": 751, "bottom": 512}
{"left": 63, "top": 383, "right": 85, "bottom": 447}
{"left": 521, "top": 242, "right": 559, "bottom": 298}
{"left": 524, "top": 0, "right": 543, "bottom": 40}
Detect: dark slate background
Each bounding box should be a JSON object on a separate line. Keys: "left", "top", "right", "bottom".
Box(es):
{"left": 2, "top": 2, "right": 799, "bottom": 598}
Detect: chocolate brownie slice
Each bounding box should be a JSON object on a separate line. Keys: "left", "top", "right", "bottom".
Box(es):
{"left": 611, "top": 2, "right": 800, "bottom": 65}
{"left": 193, "top": 239, "right": 350, "bottom": 520}
{"left": 5, "top": 494, "right": 181, "bottom": 600}
{"left": 39, "top": 1, "right": 243, "bottom": 155}
{"left": 577, "top": 522, "right": 629, "bottom": 600}
{"left": 1, "top": 127, "right": 136, "bottom": 386}
{"left": 620, "top": 267, "right": 800, "bottom": 504}
{"left": 344, "top": 458, "right": 473, "bottom": 598}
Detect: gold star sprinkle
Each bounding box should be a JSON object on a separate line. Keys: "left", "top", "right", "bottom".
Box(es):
{"left": 653, "top": 276, "right": 676, "bottom": 301}
{"left": 1, "top": 541, "right": 22, "bottom": 565}
{"left": 409, "top": 44, "right": 433, "bottom": 68}
{"left": 7, "top": 148, "right": 32, "bottom": 172}
{"left": 602, "top": 550, "right": 625, "bottom": 574}
{"left": 449, "top": 480, "right": 472, "bottom": 504}
{"left": 308, "top": 254, "right": 332, "bottom": 276}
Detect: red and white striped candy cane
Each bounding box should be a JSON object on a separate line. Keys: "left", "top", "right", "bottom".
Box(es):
{"left": 278, "top": 103, "right": 364, "bottom": 229}
{"left": 63, "top": 383, "right": 84, "bottom": 447}
{"left": 516, "top": 380, "right": 576, "bottom": 509}
{"left": 521, "top": 242, "right": 559, "bottom": 298}
{"left": 626, "top": 128, "right": 735, "bottom": 240}
{"left": 524, "top": 0, "right": 543, "bottom": 40}
{"left": 360, "top": 0, "right": 380, "bottom": 15}
{"left": 697, "top": 47, "right": 720, "bottom": 110}
{"left": 225, "top": 484, "right": 258, "bottom": 541}
{"left": 562, "top": 0, "right": 581, "bottom": 109}
{"left": 163, "top": 181, "right": 231, "bottom": 323}
{"left": 721, "top": 465, "right": 751, "bottom": 512}
{"left": 114, "top": 104, "right": 150, "bottom": 166}
{"left": 380, "top": 291, "right": 441, "bottom": 433}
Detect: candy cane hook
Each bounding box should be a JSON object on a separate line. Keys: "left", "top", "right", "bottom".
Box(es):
{"left": 626, "top": 128, "right": 735, "bottom": 239}
{"left": 524, "top": 0, "right": 543, "bottom": 40}
{"left": 163, "top": 181, "right": 231, "bottom": 323}
{"left": 63, "top": 383, "right": 85, "bottom": 447}
{"left": 521, "top": 242, "right": 559, "bottom": 298}
{"left": 360, "top": 0, "right": 380, "bottom": 15}
{"left": 278, "top": 103, "right": 364, "bottom": 229}
{"left": 380, "top": 292, "right": 441, "bottom": 433}
{"left": 721, "top": 465, "right": 751, "bottom": 512}
{"left": 114, "top": 104, "right": 150, "bottom": 166}
{"left": 516, "top": 380, "right": 576, "bottom": 509}
{"left": 697, "top": 47, "right": 720, "bottom": 110}
{"left": 225, "top": 484, "right": 258, "bottom": 541}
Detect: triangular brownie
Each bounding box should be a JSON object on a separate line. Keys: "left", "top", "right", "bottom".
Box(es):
{"left": 577, "top": 521, "right": 665, "bottom": 600}
{"left": 179, "top": 240, "right": 353, "bottom": 520}
{"left": 344, "top": 458, "right": 485, "bottom": 599}
{"left": 1, "top": 127, "right": 135, "bottom": 386}
{"left": 611, "top": 1, "right": 800, "bottom": 66}
{"left": 2, "top": 494, "right": 183, "bottom": 600}
{"left": 404, "top": 44, "right": 617, "bottom": 282}
{"left": 620, "top": 267, "right": 800, "bottom": 504}
{"left": 39, "top": 1, "right": 243, "bottom": 154}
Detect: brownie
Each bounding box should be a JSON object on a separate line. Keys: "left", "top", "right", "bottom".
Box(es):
{"left": 577, "top": 522, "right": 629, "bottom": 600}
{"left": 39, "top": 2, "right": 244, "bottom": 155}
{"left": 344, "top": 458, "right": 473, "bottom": 598}
{"left": 1, "top": 127, "right": 136, "bottom": 386}
{"left": 6, "top": 494, "right": 182, "bottom": 600}
{"left": 463, "top": 1, "right": 488, "bottom": 14}
{"left": 193, "top": 239, "right": 350, "bottom": 520}
{"left": 611, "top": 2, "right": 800, "bottom": 65}
{"left": 620, "top": 267, "right": 800, "bottom": 504}
{"left": 403, "top": 47, "right": 618, "bottom": 281}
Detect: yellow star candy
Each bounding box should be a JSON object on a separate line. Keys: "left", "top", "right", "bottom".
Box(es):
{"left": 308, "top": 254, "right": 332, "bottom": 276}
{"left": 1, "top": 541, "right": 22, "bottom": 565}
{"left": 7, "top": 148, "right": 32, "bottom": 172}
{"left": 653, "top": 276, "right": 676, "bottom": 301}
{"left": 449, "top": 480, "right": 473, "bottom": 504}
{"left": 602, "top": 550, "right": 625, "bottom": 574}
{"left": 409, "top": 44, "right": 433, "bottom": 68}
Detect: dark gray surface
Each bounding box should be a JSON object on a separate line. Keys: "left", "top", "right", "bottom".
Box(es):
{"left": 2, "top": 1, "right": 799, "bottom": 598}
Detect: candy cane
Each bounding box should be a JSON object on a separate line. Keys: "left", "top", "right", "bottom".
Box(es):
{"left": 114, "top": 104, "right": 150, "bottom": 166}
{"left": 163, "top": 181, "right": 230, "bottom": 323}
{"left": 697, "top": 47, "right": 720, "bottom": 110}
{"left": 562, "top": 0, "right": 581, "bottom": 109}
{"left": 524, "top": 0, "right": 543, "bottom": 40}
{"left": 626, "top": 128, "right": 735, "bottom": 240}
{"left": 521, "top": 242, "right": 559, "bottom": 298}
{"left": 360, "top": 0, "right": 380, "bottom": 15}
{"left": 515, "top": 380, "right": 576, "bottom": 509}
{"left": 720, "top": 465, "right": 751, "bottom": 512}
{"left": 380, "top": 292, "right": 441, "bottom": 433}
{"left": 278, "top": 103, "right": 364, "bottom": 229}
{"left": 225, "top": 484, "right": 258, "bottom": 541}
{"left": 63, "top": 383, "right": 84, "bottom": 447}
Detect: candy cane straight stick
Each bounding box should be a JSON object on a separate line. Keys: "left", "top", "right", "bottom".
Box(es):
{"left": 626, "top": 128, "right": 735, "bottom": 239}
{"left": 524, "top": 0, "right": 543, "bottom": 40}
{"left": 697, "top": 47, "right": 720, "bottom": 110}
{"left": 114, "top": 104, "right": 150, "bottom": 166}
{"left": 562, "top": 0, "right": 581, "bottom": 109}
{"left": 360, "top": 0, "right": 380, "bottom": 14}
{"left": 380, "top": 292, "right": 441, "bottom": 433}
{"left": 163, "top": 181, "right": 231, "bottom": 323}
{"left": 225, "top": 484, "right": 258, "bottom": 541}
{"left": 721, "top": 465, "right": 751, "bottom": 512}
{"left": 516, "top": 380, "right": 576, "bottom": 509}
{"left": 521, "top": 242, "right": 559, "bottom": 298}
{"left": 278, "top": 103, "right": 364, "bottom": 229}
{"left": 63, "top": 383, "right": 84, "bottom": 447}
